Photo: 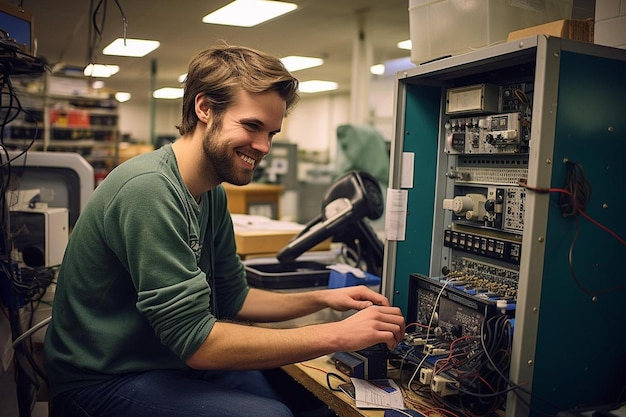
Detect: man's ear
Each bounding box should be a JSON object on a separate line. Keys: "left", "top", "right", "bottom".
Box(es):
{"left": 195, "top": 93, "right": 210, "bottom": 123}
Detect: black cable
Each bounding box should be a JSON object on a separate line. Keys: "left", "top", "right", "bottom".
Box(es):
{"left": 93, "top": 0, "right": 106, "bottom": 37}
{"left": 88, "top": 0, "right": 107, "bottom": 64}
{"left": 112, "top": 0, "right": 128, "bottom": 43}
{"left": 479, "top": 317, "right": 561, "bottom": 417}
{"left": 521, "top": 160, "right": 625, "bottom": 298}
{"left": 14, "top": 338, "right": 46, "bottom": 384}
{"left": 10, "top": 266, "right": 56, "bottom": 304}
{"left": 559, "top": 161, "right": 591, "bottom": 217}
{"left": 88, "top": 0, "right": 128, "bottom": 64}
{"left": 559, "top": 161, "right": 625, "bottom": 298}
{"left": 325, "top": 372, "right": 347, "bottom": 392}
{"left": 452, "top": 315, "right": 510, "bottom": 416}
{"left": 1, "top": 61, "right": 50, "bottom": 417}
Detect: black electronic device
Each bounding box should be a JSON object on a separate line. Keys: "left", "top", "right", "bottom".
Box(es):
{"left": 0, "top": 2, "right": 46, "bottom": 75}
{"left": 276, "top": 170, "right": 384, "bottom": 275}
{"left": 332, "top": 343, "right": 388, "bottom": 380}
{"left": 6, "top": 151, "right": 94, "bottom": 228}
{"left": 407, "top": 273, "right": 510, "bottom": 338}
{"left": 0, "top": 2, "right": 34, "bottom": 54}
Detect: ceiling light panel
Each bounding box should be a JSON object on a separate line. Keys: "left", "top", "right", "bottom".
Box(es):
{"left": 103, "top": 39, "right": 161, "bottom": 57}
{"left": 202, "top": 0, "right": 297, "bottom": 27}
{"left": 115, "top": 92, "right": 132, "bottom": 102}
{"left": 281, "top": 56, "right": 323, "bottom": 72}
{"left": 84, "top": 64, "right": 120, "bottom": 78}
{"left": 299, "top": 80, "right": 338, "bottom": 94}
{"left": 370, "top": 64, "right": 385, "bottom": 75}
{"left": 397, "top": 40, "right": 412, "bottom": 50}
{"left": 153, "top": 87, "right": 184, "bottom": 99}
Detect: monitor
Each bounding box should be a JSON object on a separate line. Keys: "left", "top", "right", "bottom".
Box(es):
{"left": 5, "top": 150, "right": 94, "bottom": 228}
{"left": 0, "top": 1, "right": 34, "bottom": 55}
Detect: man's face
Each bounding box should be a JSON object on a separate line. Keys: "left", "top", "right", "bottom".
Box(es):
{"left": 202, "top": 89, "right": 286, "bottom": 186}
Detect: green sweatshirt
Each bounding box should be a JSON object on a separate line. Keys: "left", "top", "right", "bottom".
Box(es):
{"left": 44, "top": 144, "right": 249, "bottom": 397}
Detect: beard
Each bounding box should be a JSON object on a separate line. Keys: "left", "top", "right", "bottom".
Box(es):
{"left": 202, "top": 122, "right": 261, "bottom": 186}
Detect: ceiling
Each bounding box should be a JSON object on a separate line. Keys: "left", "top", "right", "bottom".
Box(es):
{"left": 13, "top": 0, "right": 412, "bottom": 105}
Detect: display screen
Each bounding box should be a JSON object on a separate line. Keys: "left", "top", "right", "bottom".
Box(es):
{"left": 0, "top": 6, "right": 33, "bottom": 53}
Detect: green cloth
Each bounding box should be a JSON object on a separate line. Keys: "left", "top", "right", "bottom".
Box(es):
{"left": 44, "top": 143, "right": 249, "bottom": 397}
{"left": 335, "top": 124, "right": 390, "bottom": 185}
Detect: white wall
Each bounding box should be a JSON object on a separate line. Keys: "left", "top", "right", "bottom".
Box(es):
{"left": 595, "top": 0, "right": 626, "bottom": 48}
{"left": 118, "top": 77, "right": 396, "bottom": 179}
{"left": 118, "top": 90, "right": 356, "bottom": 182}
{"left": 118, "top": 99, "right": 180, "bottom": 143}
{"left": 118, "top": 102, "right": 151, "bottom": 142}
{"left": 281, "top": 92, "right": 350, "bottom": 180}
{"left": 369, "top": 73, "right": 400, "bottom": 141}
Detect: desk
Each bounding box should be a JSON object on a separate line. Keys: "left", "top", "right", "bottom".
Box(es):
{"left": 282, "top": 356, "right": 384, "bottom": 417}
{"left": 282, "top": 356, "right": 439, "bottom": 417}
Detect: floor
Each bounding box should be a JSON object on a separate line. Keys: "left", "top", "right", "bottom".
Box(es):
{"left": 0, "top": 362, "right": 48, "bottom": 417}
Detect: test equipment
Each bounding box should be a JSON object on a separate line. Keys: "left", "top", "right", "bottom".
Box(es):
{"left": 384, "top": 36, "right": 626, "bottom": 416}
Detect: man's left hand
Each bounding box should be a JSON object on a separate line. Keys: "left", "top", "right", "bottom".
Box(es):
{"left": 323, "top": 286, "right": 391, "bottom": 311}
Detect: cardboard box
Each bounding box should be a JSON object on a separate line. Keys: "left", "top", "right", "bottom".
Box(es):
{"left": 118, "top": 143, "right": 154, "bottom": 164}
{"left": 409, "top": 0, "right": 573, "bottom": 64}
{"left": 235, "top": 229, "right": 330, "bottom": 258}
{"left": 507, "top": 19, "right": 594, "bottom": 43}
{"left": 50, "top": 109, "right": 90, "bottom": 127}
{"left": 47, "top": 75, "right": 89, "bottom": 96}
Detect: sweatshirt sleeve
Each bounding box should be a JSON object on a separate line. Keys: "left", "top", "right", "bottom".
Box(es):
{"left": 103, "top": 172, "right": 215, "bottom": 360}
{"left": 206, "top": 186, "right": 249, "bottom": 319}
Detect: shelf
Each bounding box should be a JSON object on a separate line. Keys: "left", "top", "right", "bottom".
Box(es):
{"left": 4, "top": 139, "right": 116, "bottom": 148}
{"left": 47, "top": 140, "right": 116, "bottom": 148}
{"left": 4, "top": 73, "right": 121, "bottom": 182}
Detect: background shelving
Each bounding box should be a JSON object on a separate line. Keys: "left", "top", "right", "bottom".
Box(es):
{"left": 4, "top": 74, "right": 120, "bottom": 185}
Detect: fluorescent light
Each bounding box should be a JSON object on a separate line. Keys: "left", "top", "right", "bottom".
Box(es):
{"left": 384, "top": 56, "right": 415, "bottom": 73}
{"left": 299, "top": 80, "right": 338, "bottom": 94}
{"left": 153, "top": 87, "right": 184, "bottom": 99}
{"left": 202, "top": 0, "right": 297, "bottom": 27}
{"left": 103, "top": 38, "right": 160, "bottom": 57}
{"left": 115, "top": 92, "right": 132, "bottom": 102}
{"left": 370, "top": 64, "right": 385, "bottom": 75}
{"left": 397, "top": 40, "right": 412, "bottom": 50}
{"left": 281, "top": 56, "right": 323, "bottom": 72}
{"left": 371, "top": 57, "right": 415, "bottom": 76}
{"left": 178, "top": 73, "right": 187, "bottom": 83}
{"left": 91, "top": 80, "right": 105, "bottom": 89}
{"left": 84, "top": 64, "right": 119, "bottom": 78}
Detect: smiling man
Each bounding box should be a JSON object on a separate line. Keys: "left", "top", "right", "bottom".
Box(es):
{"left": 44, "top": 44, "right": 405, "bottom": 417}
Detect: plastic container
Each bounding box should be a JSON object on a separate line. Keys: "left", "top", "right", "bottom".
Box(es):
{"left": 408, "top": 0, "right": 572, "bottom": 64}
{"left": 244, "top": 260, "right": 330, "bottom": 290}
{"left": 328, "top": 269, "right": 381, "bottom": 289}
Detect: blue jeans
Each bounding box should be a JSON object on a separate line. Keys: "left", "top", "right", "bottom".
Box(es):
{"left": 51, "top": 369, "right": 294, "bottom": 417}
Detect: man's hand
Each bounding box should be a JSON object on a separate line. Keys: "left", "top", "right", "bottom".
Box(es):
{"left": 322, "top": 285, "right": 391, "bottom": 312}
{"left": 326, "top": 304, "right": 406, "bottom": 351}
{"left": 190, "top": 286, "right": 406, "bottom": 370}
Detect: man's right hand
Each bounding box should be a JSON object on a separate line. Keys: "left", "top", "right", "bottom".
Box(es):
{"left": 328, "top": 305, "right": 405, "bottom": 351}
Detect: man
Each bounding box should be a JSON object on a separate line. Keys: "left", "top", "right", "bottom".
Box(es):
{"left": 44, "top": 44, "right": 405, "bottom": 417}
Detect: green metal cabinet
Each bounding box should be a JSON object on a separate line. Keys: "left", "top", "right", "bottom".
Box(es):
{"left": 383, "top": 36, "right": 626, "bottom": 416}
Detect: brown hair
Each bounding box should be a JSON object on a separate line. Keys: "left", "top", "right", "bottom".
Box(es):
{"left": 176, "top": 44, "right": 300, "bottom": 135}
